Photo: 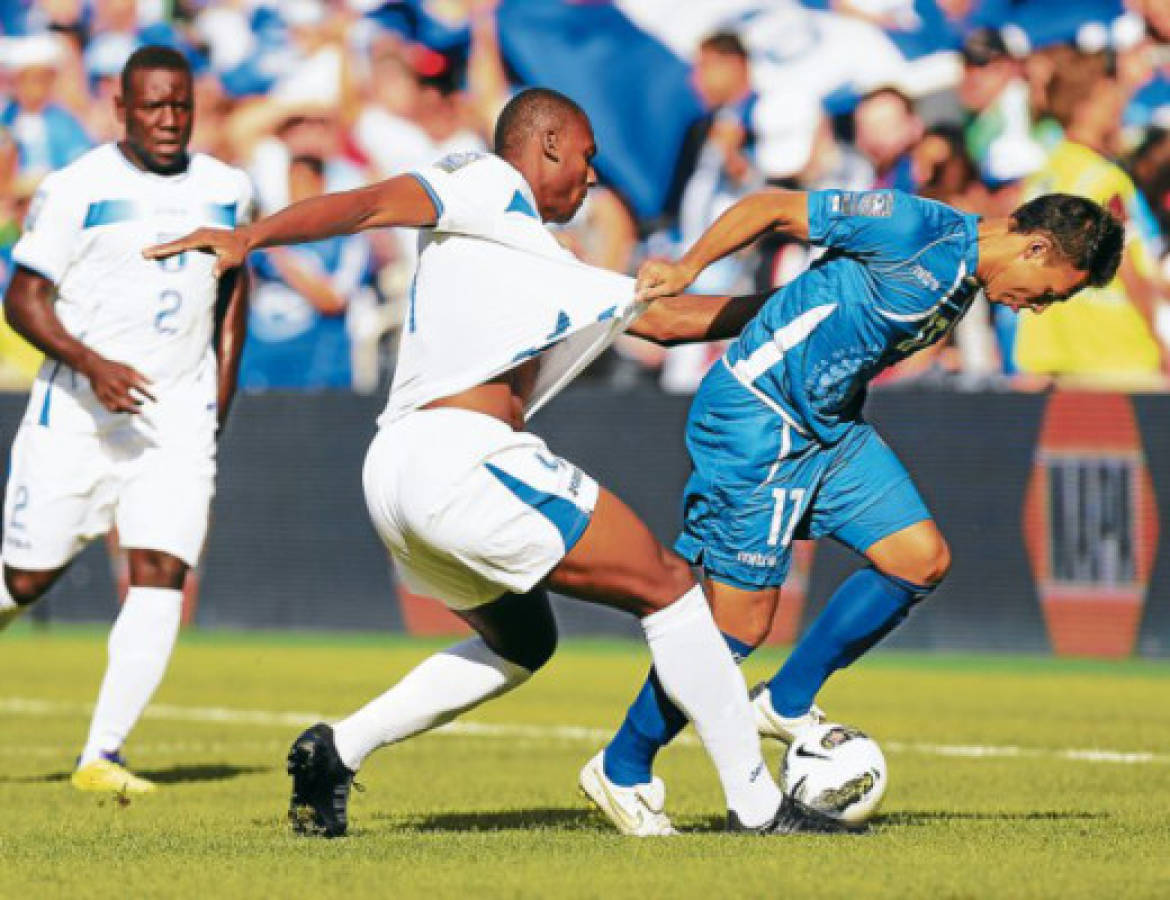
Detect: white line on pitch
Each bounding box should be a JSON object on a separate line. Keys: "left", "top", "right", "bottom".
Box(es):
{"left": 2, "top": 697, "right": 1166, "bottom": 766}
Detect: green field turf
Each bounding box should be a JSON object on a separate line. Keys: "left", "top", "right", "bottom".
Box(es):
{"left": 2, "top": 625, "right": 1168, "bottom": 899}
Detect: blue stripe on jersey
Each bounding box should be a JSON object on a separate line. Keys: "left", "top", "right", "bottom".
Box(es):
{"left": 407, "top": 274, "right": 418, "bottom": 333}
{"left": 409, "top": 173, "right": 445, "bottom": 219}
{"left": 505, "top": 190, "right": 538, "bottom": 219}
{"left": 83, "top": 199, "right": 137, "bottom": 229}
{"left": 205, "top": 203, "right": 237, "bottom": 227}
{"left": 484, "top": 462, "right": 591, "bottom": 551}
{"left": 38, "top": 361, "right": 62, "bottom": 426}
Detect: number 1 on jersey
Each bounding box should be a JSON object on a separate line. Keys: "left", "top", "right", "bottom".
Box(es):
{"left": 767, "top": 487, "right": 806, "bottom": 547}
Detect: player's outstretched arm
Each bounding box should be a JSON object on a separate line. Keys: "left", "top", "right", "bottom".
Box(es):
{"left": 4, "top": 266, "right": 155, "bottom": 413}
{"left": 636, "top": 189, "right": 809, "bottom": 301}
{"left": 628, "top": 292, "right": 771, "bottom": 346}
{"left": 143, "top": 175, "right": 439, "bottom": 275}
{"left": 213, "top": 265, "right": 250, "bottom": 435}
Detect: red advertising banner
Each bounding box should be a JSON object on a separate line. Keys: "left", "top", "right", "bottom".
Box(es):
{"left": 1023, "top": 393, "right": 1160, "bottom": 657}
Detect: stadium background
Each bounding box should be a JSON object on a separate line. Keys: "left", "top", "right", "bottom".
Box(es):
{"left": 1, "top": 0, "right": 1169, "bottom": 660}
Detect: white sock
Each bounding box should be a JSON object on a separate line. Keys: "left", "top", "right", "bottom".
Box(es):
{"left": 641, "top": 585, "right": 782, "bottom": 827}
{"left": 332, "top": 637, "right": 531, "bottom": 772}
{"left": 78, "top": 587, "right": 182, "bottom": 766}
{"left": 0, "top": 568, "right": 23, "bottom": 631}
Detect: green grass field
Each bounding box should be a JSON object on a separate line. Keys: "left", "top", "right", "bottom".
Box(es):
{"left": 2, "top": 625, "right": 1168, "bottom": 899}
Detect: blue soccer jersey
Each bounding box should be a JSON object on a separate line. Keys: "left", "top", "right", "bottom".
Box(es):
{"left": 677, "top": 190, "right": 980, "bottom": 589}
{"left": 723, "top": 189, "right": 980, "bottom": 443}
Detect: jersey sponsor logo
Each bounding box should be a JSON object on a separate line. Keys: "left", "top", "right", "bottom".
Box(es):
{"left": 737, "top": 550, "right": 779, "bottom": 568}
{"left": 434, "top": 151, "right": 485, "bottom": 173}
{"left": 910, "top": 263, "right": 940, "bottom": 292}
{"left": 834, "top": 191, "right": 893, "bottom": 218}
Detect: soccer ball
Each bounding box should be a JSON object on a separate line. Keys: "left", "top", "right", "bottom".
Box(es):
{"left": 779, "top": 723, "right": 888, "bottom": 825}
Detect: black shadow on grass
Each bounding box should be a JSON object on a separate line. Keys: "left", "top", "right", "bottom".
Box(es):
{"left": 385, "top": 807, "right": 599, "bottom": 832}
{"left": 0, "top": 763, "right": 271, "bottom": 785}
{"left": 138, "top": 763, "right": 272, "bottom": 784}
{"left": 877, "top": 810, "right": 1109, "bottom": 827}
{"left": 0, "top": 772, "right": 72, "bottom": 784}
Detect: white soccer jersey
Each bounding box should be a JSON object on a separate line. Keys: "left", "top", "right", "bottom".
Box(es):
{"left": 12, "top": 143, "right": 254, "bottom": 434}
{"left": 379, "top": 152, "right": 643, "bottom": 424}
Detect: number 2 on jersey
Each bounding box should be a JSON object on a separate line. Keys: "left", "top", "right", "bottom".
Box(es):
{"left": 767, "top": 488, "right": 806, "bottom": 547}
{"left": 156, "top": 290, "right": 182, "bottom": 334}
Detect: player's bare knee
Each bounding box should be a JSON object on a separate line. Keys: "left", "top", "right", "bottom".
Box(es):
{"left": 920, "top": 538, "right": 952, "bottom": 587}
{"left": 127, "top": 550, "right": 187, "bottom": 590}
{"left": 523, "top": 619, "right": 559, "bottom": 673}
{"left": 636, "top": 549, "right": 696, "bottom": 614}
{"left": 3, "top": 567, "right": 51, "bottom": 606}
{"left": 738, "top": 595, "right": 777, "bottom": 648}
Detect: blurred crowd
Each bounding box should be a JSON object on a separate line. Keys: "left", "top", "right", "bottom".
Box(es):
{"left": 2, "top": 0, "right": 1170, "bottom": 395}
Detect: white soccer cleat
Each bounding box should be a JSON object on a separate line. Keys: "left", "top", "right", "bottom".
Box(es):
{"left": 578, "top": 751, "right": 678, "bottom": 837}
{"left": 750, "top": 682, "right": 826, "bottom": 744}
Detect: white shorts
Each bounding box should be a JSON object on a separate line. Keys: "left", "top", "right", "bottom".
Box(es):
{"left": 363, "top": 408, "right": 600, "bottom": 611}
{"left": 2, "top": 420, "right": 215, "bottom": 571}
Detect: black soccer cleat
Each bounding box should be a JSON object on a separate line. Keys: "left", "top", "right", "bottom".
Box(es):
{"left": 727, "top": 794, "right": 869, "bottom": 836}
{"left": 286, "top": 723, "right": 356, "bottom": 838}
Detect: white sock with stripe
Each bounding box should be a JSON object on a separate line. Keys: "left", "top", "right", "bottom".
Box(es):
{"left": 332, "top": 637, "right": 531, "bottom": 772}
{"left": 641, "top": 584, "right": 782, "bottom": 827}
{"left": 79, "top": 587, "right": 182, "bottom": 766}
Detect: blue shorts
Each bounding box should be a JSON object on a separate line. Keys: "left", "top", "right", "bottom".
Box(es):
{"left": 674, "top": 361, "right": 931, "bottom": 590}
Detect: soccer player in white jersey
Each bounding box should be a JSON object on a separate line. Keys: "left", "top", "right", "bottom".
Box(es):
{"left": 148, "top": 88, "right": 832, "bottom": 837}
{"left": 0, "top": 46, "right": 252, "bottom": 794}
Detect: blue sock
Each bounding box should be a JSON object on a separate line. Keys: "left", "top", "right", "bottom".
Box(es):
{"left": 603, "top": 632, "right": 755, "bottom": 787}
{"left": 767, "top": 568, "right": 932, "bottom": 718}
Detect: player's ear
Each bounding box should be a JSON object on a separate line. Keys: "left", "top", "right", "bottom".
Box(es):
{"left": 114, "top": 91, "right": 127, "bottom": 126}
{"left": 1023, "top": 234, "right": 1052, "bottom": 262}
{"left": 542, "top": 128, "right": 561, "bottom": 163}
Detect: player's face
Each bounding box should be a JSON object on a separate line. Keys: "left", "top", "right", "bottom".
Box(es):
{"left": 985, "top": 242, "right": 1088, "bottom": 313}
{"left": 545, "top": 114, "right": 597, "bottom": 223}
{"left": 117, "top": 66, "right": 194, "bottom": 175}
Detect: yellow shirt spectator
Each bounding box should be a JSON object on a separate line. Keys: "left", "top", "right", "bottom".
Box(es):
{"left": 1018, "top": 139, "right": 1163, "bottom": 376}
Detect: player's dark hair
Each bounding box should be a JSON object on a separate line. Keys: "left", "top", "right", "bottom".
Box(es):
{"left": 121, "top": 44, "right": 191, "bottom": 98}
{"left": 699, "top": 31, "right": 749, "bottom": 59}
{"left": 857, "top": 86, "right": 915, "bottom": 115}
{"left": 493, "top": 88, "right": 588, "bottom": 158}
{"left": 1010, "top": 193, "right": 1124, "bottom": 287}
{"left": 290, "top": 154, "right": 326, "bottom": 179}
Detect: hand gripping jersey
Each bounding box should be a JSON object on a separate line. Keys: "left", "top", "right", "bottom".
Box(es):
{"left": 723, "top": 190, "right": 980, "bottom": 443}
{"left": 12, "top": 144, "right": 254, "bottom": 435}
{"left": 378, "top": 152, "right": 641, "bottom": 425}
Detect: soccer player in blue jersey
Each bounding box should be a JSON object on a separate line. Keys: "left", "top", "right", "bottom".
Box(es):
{"left": 581, "top": 188, "right": 1123, "bottom": 834}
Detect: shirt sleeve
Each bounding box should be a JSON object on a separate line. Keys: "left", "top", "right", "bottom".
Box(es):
{"left": 11, "top": 171, "right": 85, "bottom": 285}
{"left": 806, "top": 189, "right": 928, "bottom": 261}
{"left": 409, "top": 151, "right": 500, "bottom": 239}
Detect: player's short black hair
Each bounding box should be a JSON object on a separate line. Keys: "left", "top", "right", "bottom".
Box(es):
{"left": 699, "top": 31, "right": 749, "bottom": 59}
{"left": 1010, "top": 193, "right": 1124, "bottom": 287}
{"left": 493, "top": 88, "right": 588, "bottom": 158}
{"left": 857, "top": 85, "right": 915, "bottom": 115}
{"left": 121, "top": 44, "right": 191, "bottom": 98}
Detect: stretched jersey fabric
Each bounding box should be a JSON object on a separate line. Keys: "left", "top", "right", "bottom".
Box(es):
{"left": 723, "top": 189, "right": 980, "bottom": 444}
{"left": 379, "top": 152, "right": 641, "bottom": 425}
{"left": 1017, "top": 140, "right": 1163, "bottom": 375}
{"left": 12, "top": 143, "right": 254, "bottom": 434}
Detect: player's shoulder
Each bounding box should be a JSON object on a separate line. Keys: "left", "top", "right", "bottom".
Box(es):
{"left": 37, "top": 143, "right": 119, "bottom": 193}
{"left": 188, "top": 152, "right": 252, "bottom": 191}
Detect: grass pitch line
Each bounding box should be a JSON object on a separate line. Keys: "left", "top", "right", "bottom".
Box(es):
{"left": 3, "top": 696, "right": 1167, "bottom": 767}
